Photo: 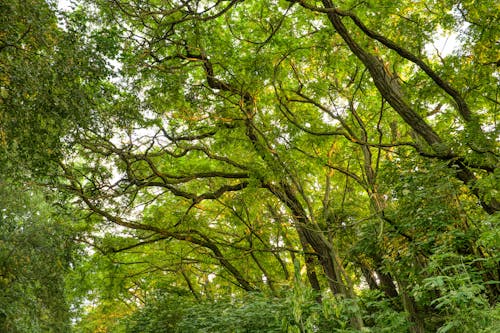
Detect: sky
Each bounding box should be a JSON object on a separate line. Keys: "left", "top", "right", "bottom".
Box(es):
{"left": 57, "top": 0, "right": 74, "bottom": 11}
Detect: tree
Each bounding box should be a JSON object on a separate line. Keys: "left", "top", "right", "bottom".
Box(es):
{"left": 49, "top": 0, "right": 499, "bottom": 331}
{"left": 0, "top": 1, "right": 130, "bottom": 331}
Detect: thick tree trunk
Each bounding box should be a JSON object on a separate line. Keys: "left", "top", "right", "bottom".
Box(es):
{"left": 266, "top": 181, "right": 364, "bottom": 329}
{"left": 377, "top": 270, "right": 399, "bottom": 299}
{"left": 320, "top": 0, "right": 442, "bottom": 149}
{"left": 297, "top": 231, "right": 322, "bottom": 293}
{"left": 318, "top": 0, "right": 498, "bottom": 214}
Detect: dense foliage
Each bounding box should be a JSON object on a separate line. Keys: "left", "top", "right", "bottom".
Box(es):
{"left": 0, "top": 184, "right": 76, "bottom": 332}
{"left": 1, "top": 0, "right": 499, "bottom": 332}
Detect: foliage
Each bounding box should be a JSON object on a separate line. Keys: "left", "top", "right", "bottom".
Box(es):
{"left": 1, "top": 0, "right": 499, "bottom": 332}
{"left": 0, "top": 183, "right": 75, "bottom": 332}
{"left": 0, "top": 0, "right": 126, "bottom": 178}
{"left": 120, "top": 288, "right": 411, "bottom": 333}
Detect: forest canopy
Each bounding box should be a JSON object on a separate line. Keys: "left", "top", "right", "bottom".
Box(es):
{"left": 0, "top": 0, "right": 499, "bottom": 332}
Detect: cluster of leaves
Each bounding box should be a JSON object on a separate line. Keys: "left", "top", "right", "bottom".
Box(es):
{"left": 0, "top": 0, "right": 129, "bottom": 177}
{"left": 0, "top": 183, "right": 76, "bottom": 333}
{"left": 120, "top": 291, "right": 405, "bottom": 333}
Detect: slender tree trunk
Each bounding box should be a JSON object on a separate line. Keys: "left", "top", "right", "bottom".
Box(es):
{"left": 398, "top": 279, "right": 426, "bottom": 333}
{"left": 181, "top": 270, "right": 200, "bottom": 301}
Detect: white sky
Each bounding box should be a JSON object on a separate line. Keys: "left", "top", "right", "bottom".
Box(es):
{"left": 424, "top": 31, "right": 460, "bottom": 58}
{"left": 57, "top": 0, "right": 74, "bottom": 11}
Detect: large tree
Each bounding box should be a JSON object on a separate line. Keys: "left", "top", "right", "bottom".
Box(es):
{"left": 48, "top": 0, "right": 500, "bottom": 331}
